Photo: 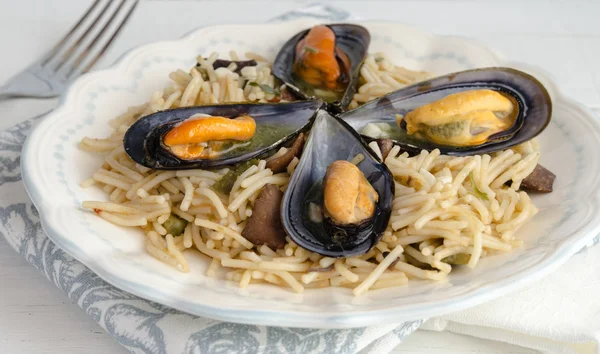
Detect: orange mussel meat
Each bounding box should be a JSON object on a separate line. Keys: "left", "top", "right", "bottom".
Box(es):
{"left": 163, "top": 115, "right": 256, "bottom": 160}
{"left": 293, "top": 25, "right": 350, "bottom": 90}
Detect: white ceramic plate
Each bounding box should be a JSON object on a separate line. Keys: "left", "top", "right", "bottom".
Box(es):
{"left": 21, "top": 19, "right": 600, "bottom": 328}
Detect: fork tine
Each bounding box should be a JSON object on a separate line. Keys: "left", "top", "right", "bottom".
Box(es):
{"left": 53, "top": 0, "right": 114, "bottom": 72}
{"left": 66, "top": 0, "right": 131, "bottom": 76}
{"left": 41, "top": 0, "right": 102, "bottom": 66}
{"left": 77, "top": 0, "right": 139, "bottom": 75}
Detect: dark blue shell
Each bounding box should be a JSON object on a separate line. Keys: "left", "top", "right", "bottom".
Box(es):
{"left": 124, "top": 100, "right": 322, "bottom": 170}
{"left": 281, "top": 110, "right": 394, "bottom": 257}
{"left": 272, "top": 24, "right": 370, "bottom": 114}
{"left": 341, "top": 67, "right": 552, "bottom": 155}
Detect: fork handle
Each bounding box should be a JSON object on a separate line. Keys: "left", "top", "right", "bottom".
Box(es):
{"left": 0, "top": 83, "right": 49, "bottom": 100}
{"left": 0, "top": 85, "right": 17, "bottom": 100}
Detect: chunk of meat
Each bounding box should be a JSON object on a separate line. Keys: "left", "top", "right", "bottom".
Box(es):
{"left": 266, "top": 133, "right": 305, "bottom": 173}
{"left": 267, "top": 86, "right": 298, "bottom": 103}
{"left": 520, "top": 164, "right": 556, "bottom": 193}
{"left": 241, "top": 184, "right": 287, "bottom": 249}
{"left": 376, "top": 139, "right": 394, "bottom": 161}
{"left": 279, "top": 86, "right": 298, "bottom": 102}
{"left": 211, "top": 59, "right": 257, "bottom": 74}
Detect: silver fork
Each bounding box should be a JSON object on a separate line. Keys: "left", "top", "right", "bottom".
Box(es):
{"left": 0, "top": 0, "right": 138, "bottom": 100}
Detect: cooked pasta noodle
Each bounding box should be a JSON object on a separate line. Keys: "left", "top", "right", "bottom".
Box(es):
{"left": 80, "top": 51, "right": 541, "bottom": 296}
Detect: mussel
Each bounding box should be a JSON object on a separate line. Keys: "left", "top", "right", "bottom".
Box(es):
{"left": 341, "top": 67, "right": 552, "bottom": 155}
{"left": 124, "top": 100, "right": 322, "bottom": 169}
{"left": 273, "top": 24, "right": 370, "bottom": 113}
{"left": 281, "top": 110, "right": 394, "bottom": 257}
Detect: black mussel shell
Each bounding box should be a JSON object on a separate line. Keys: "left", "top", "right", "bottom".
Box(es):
{"left": 272, "top": 24, "right": 370, "bottom": 114}
{"left": 281, "top": 110, "right": 394, "bottom": 257}
{"left": 323, "top": 216, "right": 373, "bottom": 247}
{"left": 124, "top": 100, "right": 322, "bottom": 170}
{"left": 341, "top": 67, "right": 552, "bottom": 155}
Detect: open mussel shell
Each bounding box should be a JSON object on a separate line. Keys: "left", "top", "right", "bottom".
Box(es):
{"left": 272, "top": 24, "right": 370, "bottom": 113}
{"left": 341, "top": 67, "right": 552, "bottom": 156}
{"left": 124, "top": 100, "right": 322, "bottom": 170}
{"left": 281, "top": 110, "right": 394, "bottom": 257}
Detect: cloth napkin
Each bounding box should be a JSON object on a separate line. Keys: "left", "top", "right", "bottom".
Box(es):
{"left": 0, "top": 4, "right": 423, "bottom": 354}
{"left": 422, "top": 234, "right": 600, "bottom": 354}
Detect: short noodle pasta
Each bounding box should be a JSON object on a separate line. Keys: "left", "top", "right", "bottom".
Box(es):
{"left": 80, "top": 51, "right": 540, "bottom": 296}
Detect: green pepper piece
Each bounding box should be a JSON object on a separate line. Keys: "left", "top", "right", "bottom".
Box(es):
{"left": 404, "top": 253, "right": 432, "bottom": 269}
{"left": 211, "top": 159, "right": 260, "bottom": 195}
{"left": 469, "top": 172, "right": 488, "bottom": 200}
{"left": 442, "top": 253, "right": 471, "bottom": 265}
{"left": 248, "top": 82, "right": 280, "bottom": 95}
{"left": 162, "top": 214, "right": 188, "bottom": 237}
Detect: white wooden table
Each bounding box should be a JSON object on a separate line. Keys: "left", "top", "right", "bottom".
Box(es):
{"left": 1, "top": 0, "right": 598, "bottom": 352}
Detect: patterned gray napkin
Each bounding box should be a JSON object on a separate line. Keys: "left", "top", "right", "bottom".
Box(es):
{"left": 0, "top": 4, "right": 423, "bottom": 354}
